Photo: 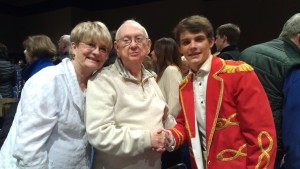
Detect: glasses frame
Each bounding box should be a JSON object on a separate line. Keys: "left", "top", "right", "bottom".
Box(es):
{"left": 79, "top": 42, "right": 108, "bottom": 54}
{"left": 117, "top": 35, "right": 149, "bottom": 46}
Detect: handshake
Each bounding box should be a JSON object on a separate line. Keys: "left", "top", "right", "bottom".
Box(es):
{"left": 150, "top": 128, "right": 173, "bottom": 152}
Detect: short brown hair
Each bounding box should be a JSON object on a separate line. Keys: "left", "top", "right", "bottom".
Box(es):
{"left": 173, "top": 15, "right": 214, "bottom": 44}
{"left": 216, "top": 23, "right": 240, "bottom": 45}
{"left": 23, "top": 35, "right": 57, "bottom": 59}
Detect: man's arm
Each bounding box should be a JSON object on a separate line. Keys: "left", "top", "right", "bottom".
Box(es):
{"left": 236, "top": 71, "right": 277, "bottom": 168}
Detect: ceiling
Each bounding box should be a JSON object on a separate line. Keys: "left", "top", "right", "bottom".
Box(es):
{"left": 0, "top": 0, "right": 161, "bottom": 16}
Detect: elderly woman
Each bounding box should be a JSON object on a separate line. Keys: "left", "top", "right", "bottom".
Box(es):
{"left": 0, "top": 21, "right": 112, "bottom": 169}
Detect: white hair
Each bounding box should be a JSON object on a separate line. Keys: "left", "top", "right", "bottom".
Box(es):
{"left": 115, "top": 20, "right": 149, "bottom": 40}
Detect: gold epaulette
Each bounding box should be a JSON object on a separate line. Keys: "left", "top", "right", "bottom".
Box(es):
{"left": 221, "top": 62, "right": 254, "bottom": 73}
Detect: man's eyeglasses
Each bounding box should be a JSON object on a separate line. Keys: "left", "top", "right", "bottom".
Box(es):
{"left": 117, "top": 36, "right": 148, "bottom": 46}
{"left": 79, "top": 42, "right": 108, "bottom": 54}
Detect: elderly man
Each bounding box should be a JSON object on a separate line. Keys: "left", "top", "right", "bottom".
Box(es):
{"left": 56, "top": 35, "right": 71, "bottom": 63}
{"left": 85, "top": 20, "right": 175, "bottom": 169}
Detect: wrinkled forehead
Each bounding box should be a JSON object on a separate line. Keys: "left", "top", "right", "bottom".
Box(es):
{"left": 116, "top": 22, "right": 148, "bottom": 39}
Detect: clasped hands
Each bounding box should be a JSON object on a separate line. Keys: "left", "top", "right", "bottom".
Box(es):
{"left": 150, "top": 128, "right": 171, "bottom": 153}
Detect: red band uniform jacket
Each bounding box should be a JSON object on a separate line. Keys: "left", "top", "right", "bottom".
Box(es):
{"left": 169, "top": 56, "right": 277, "bottom": 169}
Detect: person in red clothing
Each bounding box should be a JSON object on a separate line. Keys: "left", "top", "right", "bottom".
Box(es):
{"left": 166, "top": 15, "right": 277, "bottom": 169}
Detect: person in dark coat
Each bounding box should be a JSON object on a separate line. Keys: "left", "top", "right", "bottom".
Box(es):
{"left": 0, "top": 43, "right": 16, "bottom": 98}
{"left": 214, "top": 23, "right": 241, "bottom": 60}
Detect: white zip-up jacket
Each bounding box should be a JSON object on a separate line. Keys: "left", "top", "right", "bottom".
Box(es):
{"left": 0, "top": 59, "right": 90, "bottom": 169}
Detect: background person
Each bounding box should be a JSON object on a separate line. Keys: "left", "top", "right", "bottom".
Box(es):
{"left": 214, "top": 23, "right": 241, "bottom": 60}
{"left": 21, "top": 35, "right": 56, "bottom": 83}
{"left": 151, "top": 37, "right": 182, "bottom": 118}
{"left": 56, "top": 34, "right": 71, "bottom": 64}
{"left": 0, "top": 43, "right": 16, "bottom": 98}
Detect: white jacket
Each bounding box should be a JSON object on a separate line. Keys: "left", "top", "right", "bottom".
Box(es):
{"left": 0, "top": 59, "right": 90, "bottom": 169}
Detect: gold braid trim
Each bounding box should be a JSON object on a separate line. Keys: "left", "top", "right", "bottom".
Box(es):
{"left": 217, "top": 144, "right": 247, "bottom": 161}
{"left": 221, "top": 63, "right": 254, "bottom": 73}
{"left": 179, "top": 76, "right": 188, "bottom": 87}
{"left": 207, "top": 60, "right": 225, "bottom": 156}
{"left": 216, "top": 113, "right": 239, "bottom": 130}
{"left": 170, "top": 128, "right": 184, "bottom": 148}
{"left": 255, "top": 131, "right": 273, "bottom": 169}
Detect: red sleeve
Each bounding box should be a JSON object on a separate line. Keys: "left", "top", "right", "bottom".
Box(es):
{"left": 235, "top": 70, "right": 277, "bottom": 168}
{"left": 168, "top": 108, "right": 189, "bottom": 150}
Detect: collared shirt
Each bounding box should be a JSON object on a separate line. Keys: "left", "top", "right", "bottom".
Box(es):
{"left": 192, "top": 55, "right": 212, "bottom": 149}
{"left": 115, "top": 57, "right": 153, "bottom": 83}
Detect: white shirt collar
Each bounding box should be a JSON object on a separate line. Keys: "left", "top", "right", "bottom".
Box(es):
{"left": 192, "top": 54, "right": 213, "bottom": 76}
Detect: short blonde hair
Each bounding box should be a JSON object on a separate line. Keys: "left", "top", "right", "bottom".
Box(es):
{"left": 70, "top": 21, "right": 113, "bottom": 58}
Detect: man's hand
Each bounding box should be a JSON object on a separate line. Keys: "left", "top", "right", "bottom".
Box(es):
{"left": 150, "top": 128, "right": 171, "bottom": 152}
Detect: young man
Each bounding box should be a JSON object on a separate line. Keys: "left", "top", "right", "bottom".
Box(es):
{"left": 167, "top": 15, "right": 277, "bottom": 169}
